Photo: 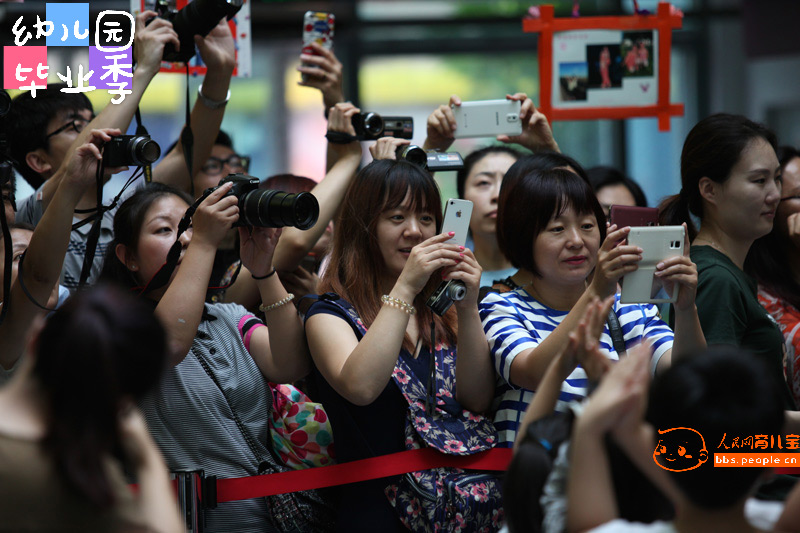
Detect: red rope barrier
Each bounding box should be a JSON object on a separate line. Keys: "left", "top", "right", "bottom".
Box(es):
{"left": 215, "top": 448, "right": 514, "bottom": 502}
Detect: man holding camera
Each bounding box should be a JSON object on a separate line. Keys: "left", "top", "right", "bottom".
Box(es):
{"left": 8, "top": 11, "right": 236, "bottom": 289}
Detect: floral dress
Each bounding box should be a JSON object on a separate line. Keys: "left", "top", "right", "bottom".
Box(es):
{"left": 317, "top": 294, "right": 504, "bottom": 533}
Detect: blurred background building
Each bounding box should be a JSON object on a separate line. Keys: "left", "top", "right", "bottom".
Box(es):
{"left": 2, "top": 0, "right": 799, "bottom": 204}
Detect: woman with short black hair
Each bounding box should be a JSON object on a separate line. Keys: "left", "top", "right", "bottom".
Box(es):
{"left": 480, "top": 164, "right": 704, "bottom": 447}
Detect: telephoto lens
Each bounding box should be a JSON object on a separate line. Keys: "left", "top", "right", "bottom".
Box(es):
{"left": 396, "top": 145, "right": 428, "bottom": 167}
{"left": 240, "top": 189, "right": 320, "bottom": 229}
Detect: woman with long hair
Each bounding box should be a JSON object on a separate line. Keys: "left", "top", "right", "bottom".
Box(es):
{"left": 480, "top": 162, "right": 704, "bottom": 447}
{"left": 659, "top": 113, "right": 795, "bottom": 410}
{"left": 0, "top": 285, "right": 181, "bottom": 532}
{"left": 304, "top": 159, "right": 500, "bottom": 531}
{"left": 101, "top": 182, "right": 330, "bottom": 531}
{"left": 748, "top": 145, "right": 800, "bottom": 407}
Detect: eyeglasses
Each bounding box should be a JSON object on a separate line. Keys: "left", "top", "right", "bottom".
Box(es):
{"left": 201, "top": 154, "right": 250, "bottom": 175}
{"left": 44, "top": 117, "right": 91, "bottom": 141}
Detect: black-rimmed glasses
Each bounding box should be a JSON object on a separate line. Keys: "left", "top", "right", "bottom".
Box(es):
{"left": 44, "top": 117, "right": 90, "bottom": 141}
{"left": 201, "top": 154, "right": 250, "bottom": 175}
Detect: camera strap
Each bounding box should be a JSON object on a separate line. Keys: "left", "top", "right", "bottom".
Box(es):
{"left": 134, "top": 107, "right": 154, "bottom": 184}
{"left": 180, "top": 64, "right": 195, "bottom": 198}
{"left": 77, "top": 158, "right": 106, "bottom": 288}
{"left": 136, "top": 187, "right": 210, "bottom": 296}
{"left": 324, "top": 131, "right": 358, "bottom": 144}
{"left": 425, "top": 320, "right": 437, "bottom": 416}
{"left": 0, "top": 188, "right": 12, "bottom": 325}
{"left": 15, "top": 251, "right": 57, "bottom": 312}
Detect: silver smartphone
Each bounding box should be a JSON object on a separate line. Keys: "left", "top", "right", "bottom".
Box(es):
{"left": 451, "top": 99, "right": 522, "bottom": 139}
{"left": 620, "top": 225, "right": 685, "bottom": 304}
{"left": 441, "top": 198, "right": 473, "bottom": 247}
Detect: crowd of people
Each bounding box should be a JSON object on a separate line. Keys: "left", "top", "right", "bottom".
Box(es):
{"left": 2, "top": 10, "right": 800, "bottom": 533}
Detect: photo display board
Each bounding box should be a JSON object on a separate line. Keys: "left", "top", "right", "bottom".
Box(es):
{"left": 523, "top": 2, "right": 683, "bottom": 131}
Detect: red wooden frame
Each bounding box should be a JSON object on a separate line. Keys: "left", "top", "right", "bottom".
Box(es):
{"left": 522, "top": 2, "right": 684, "bottom": 131}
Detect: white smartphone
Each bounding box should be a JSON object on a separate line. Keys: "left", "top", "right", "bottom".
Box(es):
{"left": 620, "top": 225, "right": 685, "bottom": 304}
{"left": 451, "top": 99, "right": 522, "bottom": 139}
{"left": 440, "top": 199, "right": 473, "bottom": 248}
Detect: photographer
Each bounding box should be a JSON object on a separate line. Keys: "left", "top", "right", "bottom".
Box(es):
{"left": 0, "top": 129, "right": 123, "bottom": 382}
{"left": 99, "top": 182, "right": 331, "bottom": 531}
{"left": 223, "top": 103, "right": 363, "bottom": 307}
{"left": 9, "top": 11, "right": 236, "bottom": 288}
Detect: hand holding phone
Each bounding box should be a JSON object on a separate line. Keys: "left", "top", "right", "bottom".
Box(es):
{"left": 441, "top": 199, "right": 473, "bottom": 247}
{"left": 620, "top": 226, "right": 685, "bottom": 304}
{"left": 301, "top": 12, "right": 335, "bottom": 82}
{"left": 451, "top": 100, "right": 522, "bottom": 139}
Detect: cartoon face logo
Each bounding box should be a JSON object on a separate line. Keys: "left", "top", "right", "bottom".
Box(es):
{"left": 653, "top": 427, "right": 708, "bottom": 472}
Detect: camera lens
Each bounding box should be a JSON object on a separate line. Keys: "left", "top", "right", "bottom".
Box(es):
{"left": 129, "top": 137, "right": 161, "bottom": 165}
{"left": 362, "top": 113, "right": 384, "bottom": 137}
{"left": 444, "top": 280, "right": 467, "bottom": 301}
{"left": 240, "top": 189, "right": 320, "bottom": 229}
{"left": 396, "top": 145, "right": 427, "bottom": 167}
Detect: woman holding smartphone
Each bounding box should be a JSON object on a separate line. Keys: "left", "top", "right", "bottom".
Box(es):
{"left": 660, "top": 113, "right": 795, "bottom": 411}
{"left": 304, "top": 159, "right": 500, "bottom": 531}
{"left": 480, "top": 162, "right": 704, "bottom": 447}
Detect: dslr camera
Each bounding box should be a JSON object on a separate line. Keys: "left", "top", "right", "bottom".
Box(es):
{"left": 153, "top": 0, "right": 244, "bottom": 63}
{"left": 396, "top": 145, "right": 464, "bottom": 172}
{"left": 214, "top": 173, "right": 319, "bottom": 229}
{"left": 426, "top": 280, "right": 466, "bottom": 316}
{"left": 351, "top": 113, "right": 413, "bottom": 141}
{"left": 103, "top": 135, "right": 161, "bottom": 167}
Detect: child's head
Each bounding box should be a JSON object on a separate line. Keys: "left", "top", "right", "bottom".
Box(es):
{"left": 646, "top": 347, "right": 785, "bottom": 509}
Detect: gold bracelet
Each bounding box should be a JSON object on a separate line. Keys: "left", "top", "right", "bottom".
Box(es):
{"left": 259, "top": 294, "right": 295, "bottom": 313}
{"left": 381, "top": 295, "right": 416, "bottom": 315}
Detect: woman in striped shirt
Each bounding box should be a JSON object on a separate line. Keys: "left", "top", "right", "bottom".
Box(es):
{"left": 479, "top": 163, "right": 705, "bottom": 447}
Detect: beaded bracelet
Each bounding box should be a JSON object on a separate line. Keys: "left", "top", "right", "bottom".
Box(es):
{"left": 381, "top": 295, "right": 416, "bottom": 315}
{"left": 259, "top": 293, "right": 295, "bottom": 313}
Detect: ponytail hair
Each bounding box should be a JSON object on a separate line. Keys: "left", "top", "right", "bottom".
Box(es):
{"left": 34, "top": 284, "right": 167, "bottom": 508}
{"left": 658, "top": 189, "right": 697, "bottom": 241}
{"left": 660, "top": 113, "right": 776, "bottom": 237}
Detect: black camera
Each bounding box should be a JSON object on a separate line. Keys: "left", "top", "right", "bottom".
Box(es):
{"left": 426, "top": 280, "right": 466, "bottom": 316}
{"left": 216, "top": 173, "right": 319, "bottom": 229}
{"left": 103, "top": 135, "right": 161, "bottom": 167}
{"left": 396, "top": 145, "right": 464, "bottom": 172}
{"left": 351, "top": 113, "right": 413, "bottom": 141}
{"left": 154, "top": 0, "right": 243, "bottom": 63}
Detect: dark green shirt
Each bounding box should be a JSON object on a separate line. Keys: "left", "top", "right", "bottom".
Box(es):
{"left": 693, "top": 245, "right": 796, "bottom": 410}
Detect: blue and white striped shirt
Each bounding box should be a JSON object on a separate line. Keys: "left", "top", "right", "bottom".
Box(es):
{"left": 479, "top": 289, "right": 673, "bottom": 446}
